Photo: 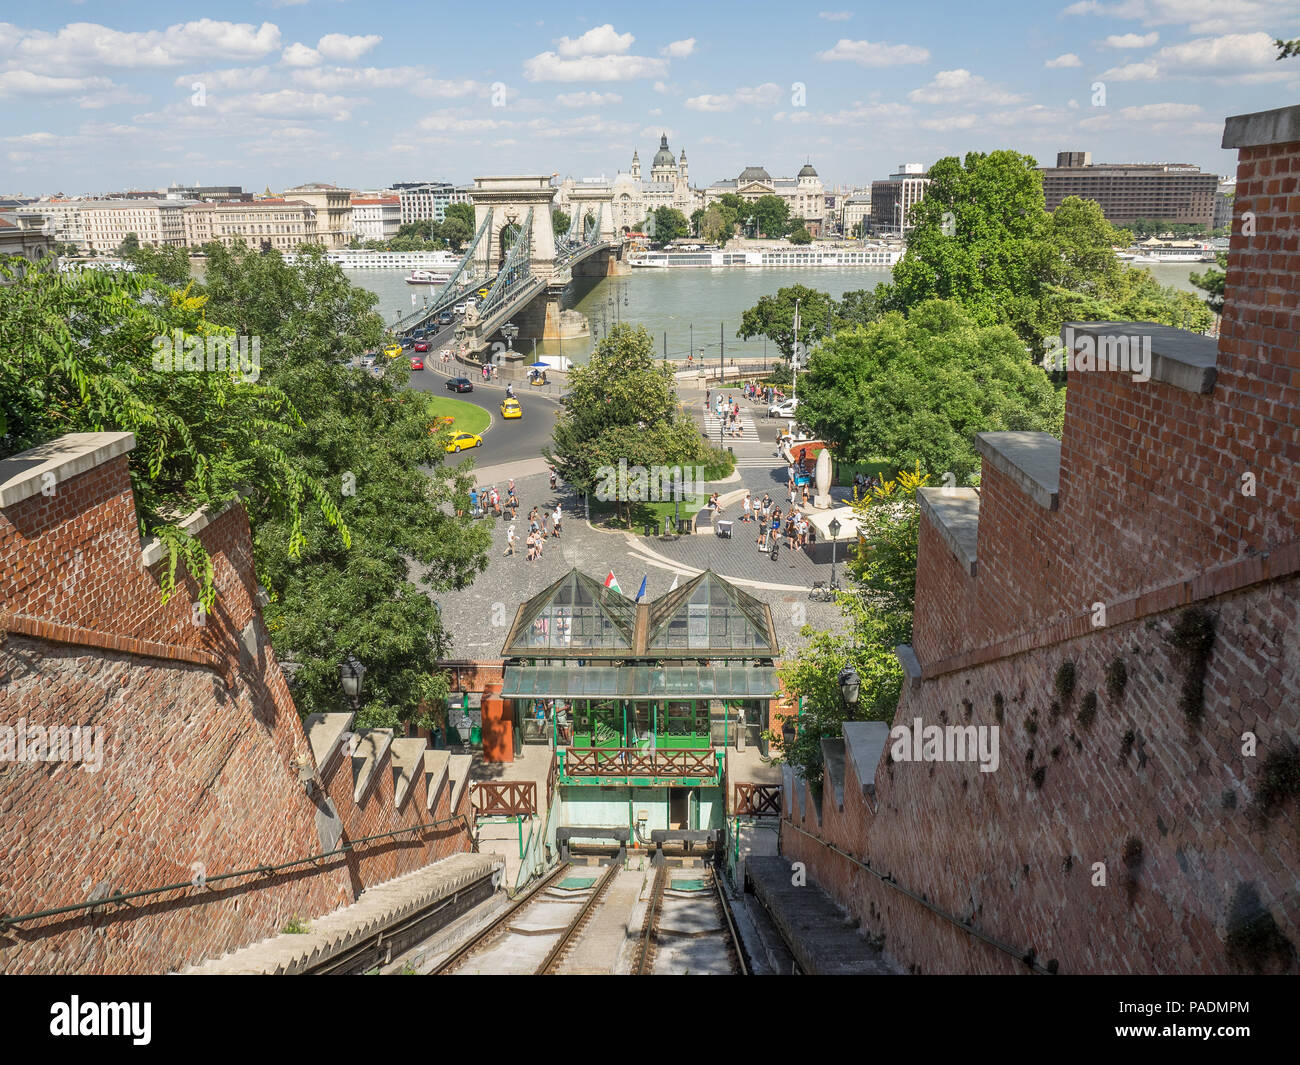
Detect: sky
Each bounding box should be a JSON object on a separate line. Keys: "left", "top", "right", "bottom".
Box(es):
{"left": 2, "top": 0, "right": 1299, "bottom": 197}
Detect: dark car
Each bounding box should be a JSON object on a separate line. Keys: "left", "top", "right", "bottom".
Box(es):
{"left": 447, "top": 377, "right": 474, "bottom": 393}
{"left": 437, "top": 312, "right": 454, "bottom": 325}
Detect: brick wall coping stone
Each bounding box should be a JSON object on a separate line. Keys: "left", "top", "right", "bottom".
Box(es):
{"left": 140, "top": 497, "right": 243, "bottom": 568}
{"left": 820, "top": 736, "right": 846, "bottom": 812}
{"left": 390, "top": 739, "right": 428, "bottom": 809}
{"left": 0, "top": 432, "right": 135, "bottom": 508}
{"left": 305, "top": 712, "right": 354, "bottom": 773}
{"left": 182, "top": 852, "right": 503, "bottom": 974}
{"left": 425, "top": 750, "right": 451, "bottom": 811}
{"left": 895, "top": 644, "right": 923, "bottom": 691}
{"left": 974, "top": 431, "right": 1061, "bottom": 510}
{"left": 1062, "top": 321, "right": 1218, "bottom": 394}
{"left": 1223, "top": 103, "right": 1300, "bottom": 148}
{"left": 916, "top": 487, "right": 980, "bottom": 576}
{"left": 352, "top": 728, "right": 394, "bottom": 803}
{"left": 842, "top": 721, "right": 889, "bottom": 799}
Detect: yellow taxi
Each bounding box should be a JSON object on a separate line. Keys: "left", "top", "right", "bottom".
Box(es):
{"left": 445, "top": 431, "right": 483, "bottom": 453}
{"left": 383, "top": 342, "right": 402, "bottom": 359}
{"left": 477, "top": 287, "right": 490, "bottom": 299}
{"left": 500, "top": 397, "right": 522, "bottom": 419}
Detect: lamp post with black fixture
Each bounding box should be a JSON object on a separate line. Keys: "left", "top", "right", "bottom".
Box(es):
{"left": 838, "top": 664, "right": 861, "bottom": 722}
{"left": 828, "top": 514, "right": 842, "bottom": 590}
{"left": 339, "top": 654, "right": 366, "bottom": 711}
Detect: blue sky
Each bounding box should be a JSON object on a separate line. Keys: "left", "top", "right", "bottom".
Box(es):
{"left": 3, "top": 0, "right": 1298, "bottom": 196}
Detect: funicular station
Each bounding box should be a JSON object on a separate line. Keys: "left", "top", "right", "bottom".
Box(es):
{"left": 489, "top": 568, "right": 781, "bottom": 870}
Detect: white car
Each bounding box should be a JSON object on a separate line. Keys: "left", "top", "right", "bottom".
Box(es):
{"left": 768, "top": 397, "right": 799, "bottom": 419}
{"left": 453, "top": 302, "right": 469, "bottom": 314}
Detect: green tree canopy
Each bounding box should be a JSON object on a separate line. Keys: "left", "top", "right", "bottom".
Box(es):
{"left": 751, "top": 195, "right": 791, "bottom": 238}
{"left": 552, "top": 209, "right": 571, "bottom": 236}
{"left": 116, "top": 232, "right": 141, "bottom": 256}
{"left": 737, "top": 284, "right": 837, "bottom": 360}
{"left": 124, "top": 242, "right": 192, "bottom": 286}
{"left": 797, "top": 299, "right": 1063, "bottom": 479}
{"left": 788, "top": 226, "right": 812, "bottom": 245}
{"left": 1190, "top": 251, "right": 1229, "bottom": 315}
{"left": 646, "top": 206, "right": 689, "bottom": 243}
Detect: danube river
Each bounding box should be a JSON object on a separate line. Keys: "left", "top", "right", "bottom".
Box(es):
{"left": 350, "top": 262, "right": 1206, "bottom": 366}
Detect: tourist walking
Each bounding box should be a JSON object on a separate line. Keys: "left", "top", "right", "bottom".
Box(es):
{"left": 504, "top": 523, "right": 516, "bottom": 556}
{"left": 552, "top": 504, "right": 562, "bottom": 538}
{"left": 742, "top": 493, "right": 752, "bottom": 522}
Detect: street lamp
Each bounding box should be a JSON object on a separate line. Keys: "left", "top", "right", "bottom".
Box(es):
{"left": 838, "top": 665, "right": 860, "bottom": 721}
{"left": 339, "top": 654, "right": 366, "bottom": 710}
{"left": 828, "top": 514, "right": 842, "bottom": 588}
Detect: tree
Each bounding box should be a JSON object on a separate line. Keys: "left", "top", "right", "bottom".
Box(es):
{"left": 796, "top": 299, "right": 1063, "bottom": 480}
{"left": 737, "top": 284, "right": 837, "bottom": 360}
{"left": 123, "top": 243, "right": 192, "bottom": 286}
{"left": 788, "top": 226, "right": 812, "bottom": 245}
{"left": 1277, "top": 37, "right": 1300, "bottom": 58}
{"left": 831, "top": 288, "right": 884, "bottom": 330}
{"left": 699, "top": 204, "right": 734, "bottom": 246}
{"left": 545, "top": 323, "right": 708, "bottom": 520}
{"left": 196, "top": 244, "right": 492, "bottom": 729}
{"left": 0, "top": 254, "right": 348, "bottom": 612}
{"left": 750, "top": 195, "right": 791, "bottom": 239}
{"left": 552, "top": 209, "right": 571, "bottom": 236}
{"left": 1190, "top": 251, "right": 1229, "bottom": 315}
{"left": 645, "top": 206, "right": 689, "bottom": 244}
{"left": 116, "top": 232, "right": 141, "bottom": 256}
{"left": 690, "top": 207, "right": 705, "bottom": 237}
{"left": 439, "top": 202, "right": 475, "bottom": 252}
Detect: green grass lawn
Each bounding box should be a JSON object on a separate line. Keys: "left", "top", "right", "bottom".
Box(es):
{"left": 835, "top": 457, "right": 895, "bottom": 488}
{"left": 425, "top": 395, "right": 490, "bottom": 435}
{"left": 591, "top": 496, "right": 705, "bottom": 530}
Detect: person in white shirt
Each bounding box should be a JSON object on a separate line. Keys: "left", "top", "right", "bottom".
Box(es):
{"left": 552, "top": 504, "right": 562, "bottom": 538}
{"left": 504, "top": 523, "right": 516, "bottom": 556}
{"left": 742, "top": 494, "right": 752, "bottom": 523}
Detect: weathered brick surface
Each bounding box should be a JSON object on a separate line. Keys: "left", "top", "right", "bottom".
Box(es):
{"left": 783, "top": 128, "right": 1300, "bottom": 974}
{"left": 0, "top": 452, "right": 470, "bottom": 974}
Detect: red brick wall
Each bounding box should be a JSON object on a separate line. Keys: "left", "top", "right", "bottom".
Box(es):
{"left": 1, "top": 451, "right": 470, "bottom": 974}
{"left": 782, "top": 128, "right": 1300, "bottom": 973}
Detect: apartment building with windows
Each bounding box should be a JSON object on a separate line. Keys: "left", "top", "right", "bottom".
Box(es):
{"left": 184, "top": 199, "right": 318, "bottom": 251}
{"left": 281, "top": 183, "right": 353, "bottom": 248}
{"left": 1039, "top": 151, "right": 1218, "bottom": 227}
{"left": 350, "top": 196, "right": 402, "bottom": 241}
{"left": 392, "top": 181, "right": 454, "bottom": 224}
{"left": 870, "top": 164, "right": 929, "bottom": 235}
{"left": 77, "top": 199, "right": 191, "bottom": 253}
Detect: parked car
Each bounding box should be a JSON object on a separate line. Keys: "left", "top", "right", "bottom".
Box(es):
{"left": 499, "top": 397, "right": 522, "bottom": 419}
{"left": 768, "top": 397, "right": 798, "bottom": 419}
{"left": 445, "top": 432, "right": 483, "bottom": 453}
{"left": 410, "top": 356, "right": 424, "bottom": 370}
{"left": 413, "top": 340, "right": 429, "bottom": 352}
{"left": 446, "top": 377, "right": 474, "bottom": 393}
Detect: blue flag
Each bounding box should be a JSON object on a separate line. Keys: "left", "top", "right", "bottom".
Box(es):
{"left": 635, "top": 575, "right": 648, "bottom": 602}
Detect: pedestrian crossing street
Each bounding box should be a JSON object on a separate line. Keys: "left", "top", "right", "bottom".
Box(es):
{"left": 701, "top": 412, "right": 772, "bottom": 468}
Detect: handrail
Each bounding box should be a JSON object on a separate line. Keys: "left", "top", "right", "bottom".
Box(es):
{"left": 0, "top": 812, "right": 474, "bottom": 930}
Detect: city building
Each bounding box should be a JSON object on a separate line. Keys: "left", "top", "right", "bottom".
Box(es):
{"left": 281, "top": 183, "right": 354, "bottom": 248}
{"left": 165, "top": 184, "right": 252, "bottom": 203}
{"left": 840, "top": 190, "right": 873, "bottom": 238}
{"left": 392, "top": 181, "right": 454, "bottom": 224}
{"left": 350, "top": 195, "right": 402, "bottom": 242}
{"left": 870, "top": 163, "right": 930, "bottom": 236}
{"left": 75, "top": 199, "right": 191, "bottom": 253}
{"left": 1039, "top": 151, "right": 1218, "bottom": 228}
{"left": 563, "top": 134, "right": 696, "bottom": 235}
{"left": 0, "top": 215, "right": 57, "bottom": 265}
{"left": 1213, "top": 178, "right": 1236, "bottom": 231}
{"left": 184, "top": 199, "right": 318, "bottom": 251}
{"left": 703, "top": 161, "right": 828, "bottom": 235}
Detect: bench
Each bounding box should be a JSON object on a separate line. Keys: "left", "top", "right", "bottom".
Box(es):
{"left": 648, "top": 829, "right": 719, "bottom": 865}
{"left": 557, "top": 826, "right": 631, "bottom": 863}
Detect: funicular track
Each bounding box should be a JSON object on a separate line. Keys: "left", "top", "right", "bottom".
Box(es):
{"left": 432, "top": 861, "right": 619, "bottom": 975}
{"left": 632, "top": 862, "right": 750, "bottom": 976}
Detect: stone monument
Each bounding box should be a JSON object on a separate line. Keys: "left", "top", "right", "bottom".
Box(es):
{"left": 814, "top": 447, "right": 833, "bottom": 509}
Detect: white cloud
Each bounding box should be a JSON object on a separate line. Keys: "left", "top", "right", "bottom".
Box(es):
{"left": 773, "top": 100, "right": 912, "bottom": 126}
{"left": 555, "top": 24, "right": 634, "bottom": 57}
{"left": 1101, "top": 32, "right": 1285, "bottom": 82}
{"left": 523, "top": 52, "right": 668, "bottom": 82}
{"left": 816, "top": 38, "right": 930, "bottom": 66}
{"left": 661, "top": 38, "right": 696, "bottom": 58}
{"left": 818, "top": 11, "right": 854, "bottom": 20}
{"left": 9, "top": 19, "right": 282, "bottom": 69}
{"left": 418, "top": 113, "right": 510, "bottom": 133}
{"left": 908, "top": 69, "right": 1026, "bottom": 105}
{"left": 640, "top": 125, "right": 676, "bottom": 140}
{"left": 5, "top": 131, "right": 59, "bottom": 143}
{"left": 684, "top": 82, "right": 782, "bottom": 111}
{"left": 281, "top": 43, "right": 321, "bottom": 67}
{"left": 177, "top": 66, "right": 273, "bottom": 90}
{"left": 316, "top": 33, "right": 381, "bottom": 62}
{"left": 556, "top": 90, "right": 623, "bottom": 107}
{"left": 918, "top": 113, "right": 982, "bottom": 132}
{"left": 1117, "top": 101, "right": 1203, "bottom": 120}
{"left": 214, "top": 89, "right": 357, "bottom": 121}
{"left": 1045, "top": 52, "right": 1083, "bottom": 67}
{"left": 0, "top": 70, "right": 115, "bottom": 97}
{"left": 1060, "top": 0, "right": 1290, "bottom": 35}
{"left": 1105, "top": 32, "right": 1159, "bottom": 47}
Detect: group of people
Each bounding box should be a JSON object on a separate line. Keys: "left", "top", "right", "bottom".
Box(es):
{"left": 746, "top": 382, "right": 785, "bottom": 405}
{"left": 466, "top": 481, "right": 519, "bottom": 520}
{"left": 480, "top": 362, "right": 499, "bottom": 382}
{"left": 504, "top": 501, "right": 563, "bottom": 561}
{"left": 737, "top": 491, "right": 816, "bottom": 551}
{"left": 852, "top": 470, "right": 884, "bottom": 500}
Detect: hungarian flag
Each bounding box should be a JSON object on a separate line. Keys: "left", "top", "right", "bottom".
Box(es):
{"left": 604, "top": 571, "right": 622, "bottom": 595}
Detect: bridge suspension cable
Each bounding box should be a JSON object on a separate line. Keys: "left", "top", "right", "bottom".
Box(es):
{"left": 391, "top": 207, "right": 495, "bottom": 334}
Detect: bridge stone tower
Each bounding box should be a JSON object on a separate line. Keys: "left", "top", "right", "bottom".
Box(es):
{"left": 471, "top": 176, "right": 559, "bottom": 281}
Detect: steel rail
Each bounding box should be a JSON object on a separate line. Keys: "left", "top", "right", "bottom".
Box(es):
{"left": 632, "top": 864, "right": 669, "bottom": 975}
{"left": 710, "top": 864, "right": 751, "bottom": 976}
{"left": 535, "top": 862, "right": 620, "bottom": 975}
{"left": 431, "top": 860, "right": 571, "bottom": 975}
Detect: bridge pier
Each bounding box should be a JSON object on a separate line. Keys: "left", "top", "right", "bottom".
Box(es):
{"left": 570, "top": 246, "right": 628, "bottom": 278}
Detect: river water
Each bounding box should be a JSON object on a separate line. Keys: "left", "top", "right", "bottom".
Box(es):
{"left": 350, "top": 262, "right": 1206, "bottom": 366}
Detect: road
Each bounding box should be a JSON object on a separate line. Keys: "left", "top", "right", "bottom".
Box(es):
{"left": 397, "top": 319, "right": 560, "bottom": 466}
